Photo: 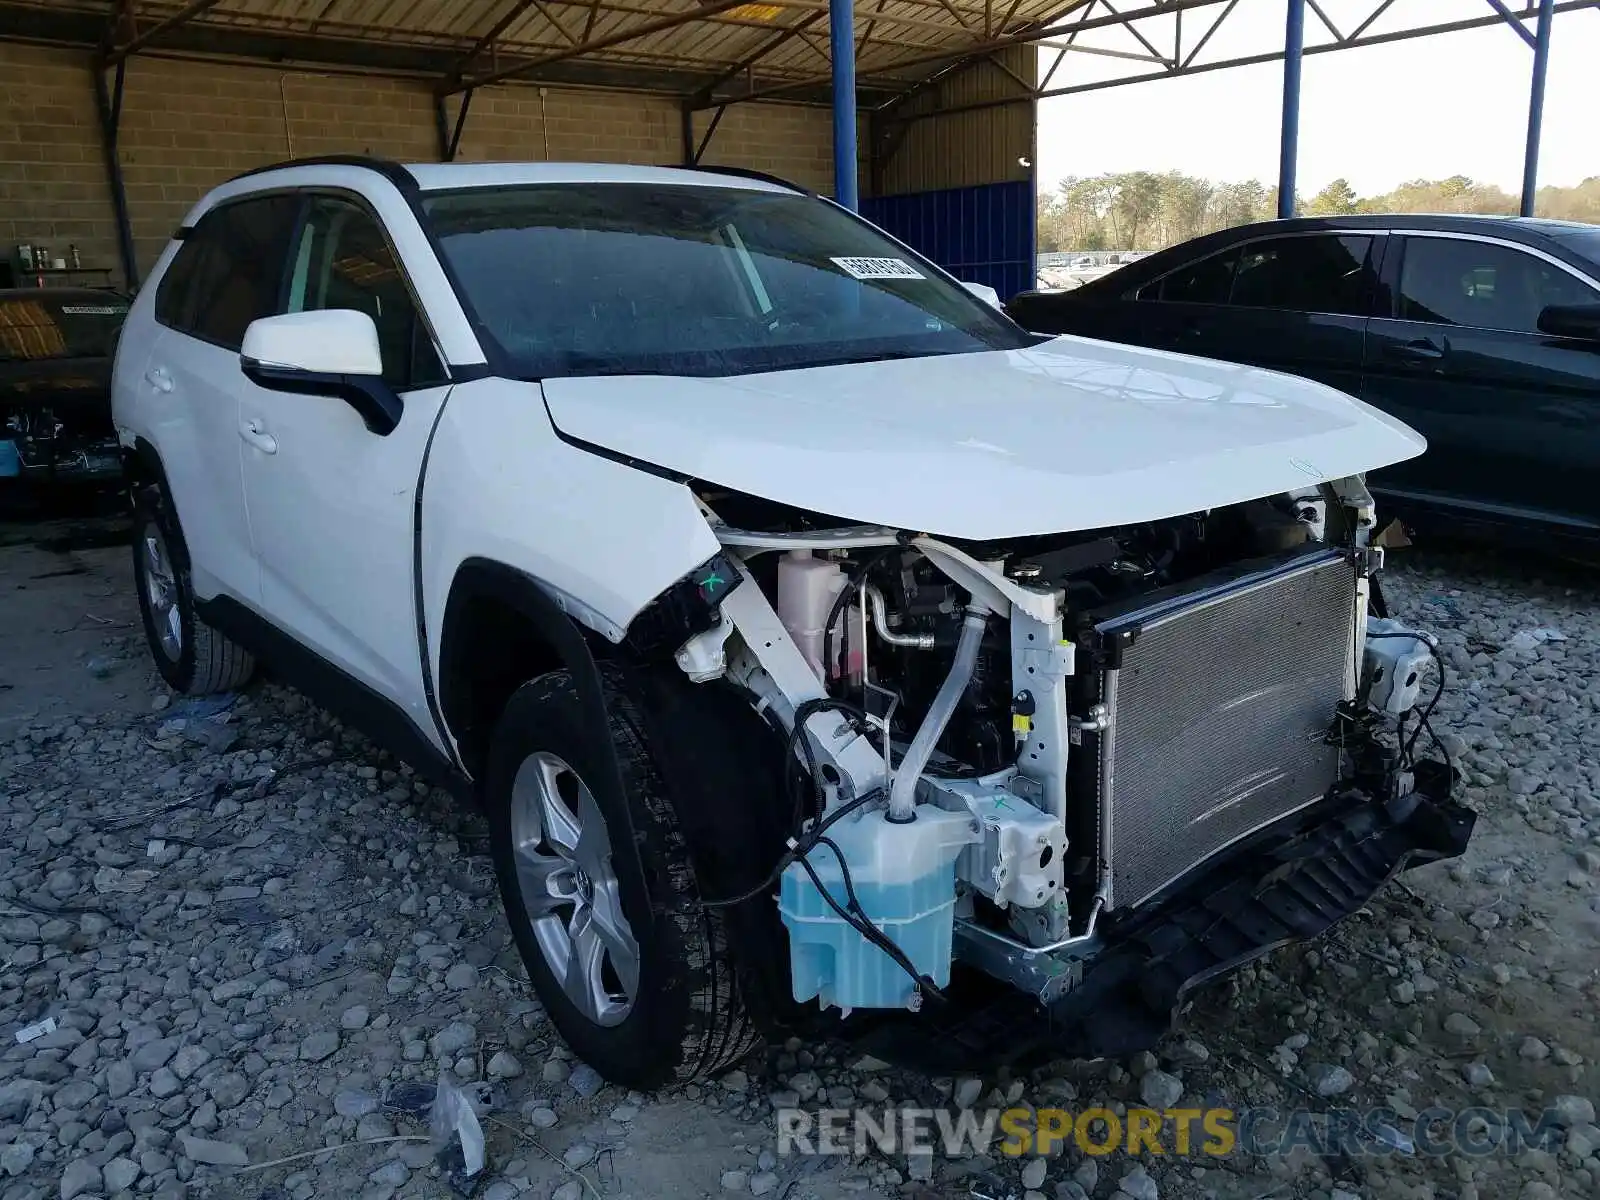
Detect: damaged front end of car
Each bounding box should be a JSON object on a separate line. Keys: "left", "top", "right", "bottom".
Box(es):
{"left": 653, "top": 477, "right": 1473, "bottom": 1065}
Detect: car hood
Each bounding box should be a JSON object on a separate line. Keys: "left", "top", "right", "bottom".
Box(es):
{"left": 539, "top": 336, "right": 1425, "bottom": 540}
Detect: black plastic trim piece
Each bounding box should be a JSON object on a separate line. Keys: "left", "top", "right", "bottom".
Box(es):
{"left": 413, "top": 389, "right": 459, "bottom": 772}
{"left": 853, "top": 783, "right": 1474, "bottom": 1073}
{"left": 241, "top": 358, "right": 403, "bottom": 436}
{"left": 674, "top": 163, "right": 812, "bottom": 195}
{"left": 194, "top": 594, "right": 474, "bottom": 804}
{"left": 225, "top": 155, "right": 420, "bottom": 193}
{"left": 437, "top": 559, "right": 612, "bottom": 778}
{"left": 622, "top": 552, "right": 743, "bottom": 658}
{"left": 436, "top": 560, "right": 648, "bottom": 885}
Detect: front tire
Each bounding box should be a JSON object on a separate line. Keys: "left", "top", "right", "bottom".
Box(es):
{"left": 486, "top": 664, "right": 759, "bottom": 1089}
{"left": 131, "top": 484, "right": 255, "bottom": 695}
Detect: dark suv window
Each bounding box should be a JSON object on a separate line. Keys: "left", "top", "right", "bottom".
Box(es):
{"left": 1138, "top": 250, "right": 1238, "bottom": 304}
{"left": 1398, "top": 236, "right": 1599, "bottom": 333}
{"left": 285, "top": 195, "right": 444, "bottom": 389}
{"left": 1228, "top": 234, "right": 1374, "bottom": 315}
{"left": 154, "top": 195, "right": 300, "bottom": 349}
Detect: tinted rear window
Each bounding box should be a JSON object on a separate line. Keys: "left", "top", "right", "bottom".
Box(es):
{"left": 1229, "top": 234, "right": 1373, "bottom": 315}
{"left": 1141, "top": 250, "right": 1238, "bottom": 304}
{"left": 0, "top": 295, "right": 127, "bottom": 361}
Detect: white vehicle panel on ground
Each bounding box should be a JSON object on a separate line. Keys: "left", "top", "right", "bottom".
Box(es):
{"left": 541, "top": 335, "right": 1426, "bottom": 541}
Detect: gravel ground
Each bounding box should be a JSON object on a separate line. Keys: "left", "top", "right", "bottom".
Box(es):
{"left": 2, "top": 530, "right": 1598, "bottom": 1200}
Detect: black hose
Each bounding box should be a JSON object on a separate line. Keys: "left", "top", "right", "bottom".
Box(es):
{"left": 699, "top": 785, "right": 880, "bottom": 908}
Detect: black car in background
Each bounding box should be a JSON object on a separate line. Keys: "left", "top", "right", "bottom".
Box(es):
{"left": 0, "top": 288, "right": 128, "bottom": 497}
{"left": 1007, "top": 216, "right": 1600, "bottom": 548}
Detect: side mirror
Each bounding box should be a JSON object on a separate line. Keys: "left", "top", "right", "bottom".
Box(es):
{"left": 240, "top": 310, "right": 401, "bottom": 435}
{"left": 1538, "top": 303, "right": 1600, "bottom": 342}
{"left": 960, "top": 280, "right": 1003, "bottom": 309}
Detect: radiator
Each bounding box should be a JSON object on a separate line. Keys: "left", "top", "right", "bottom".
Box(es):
{"left": 1092, "top": 549, "right": 1359, "bottom": 910}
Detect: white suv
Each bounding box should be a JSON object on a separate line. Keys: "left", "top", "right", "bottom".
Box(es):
{"left": 113, "top": 157, "right": 1473, "bottom": 1088}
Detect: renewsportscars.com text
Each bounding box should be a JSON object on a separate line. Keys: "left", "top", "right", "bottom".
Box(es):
{"left": 776, "top": 1105, "right": 1568, "bottom": 1159}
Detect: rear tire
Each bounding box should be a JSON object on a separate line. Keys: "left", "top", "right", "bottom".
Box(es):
{"left": 132, "top": 483, "right": 255, "bottom": 696}
{"left": 486, "top": 663, "right": 760, "bottom": 1089}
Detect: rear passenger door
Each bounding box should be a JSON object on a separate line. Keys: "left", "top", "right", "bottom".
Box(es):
{"left": 1197, "top": 232, "right": 1377, "bottom": 397}
{"left": 1362, "top": 234, "right": 1600, "bottom": 525}
{"left": 144, "top": 194, "right": 300, "bottom": 604}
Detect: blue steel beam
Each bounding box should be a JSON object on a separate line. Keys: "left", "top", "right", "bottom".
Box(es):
{"left": 1487, "top": 0, "right": 1540, "bottom": 46}
{"left": 1521, "top": 0, "right": 1555, "bottom": 215}
{"left": 832, "top": 0, "right": 860, "bottom": 209}
{"left": 1277, "top": 0, "right": 1304, "bottom": 219}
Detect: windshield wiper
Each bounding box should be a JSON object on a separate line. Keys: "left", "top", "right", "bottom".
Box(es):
{"left": 824, "top": 348, "right": 941, "bottom": 366}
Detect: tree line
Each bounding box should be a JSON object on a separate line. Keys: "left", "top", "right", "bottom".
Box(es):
{"left": 1038, "top": 172, "right": 1600, "bottom": 253}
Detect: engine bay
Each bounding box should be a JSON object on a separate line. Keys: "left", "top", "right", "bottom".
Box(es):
{"left": 685, "top": 478, "right": 1431, "bottom": 1016}
{"left": 703, "top": 482, "right": 1335, "bottom": 776}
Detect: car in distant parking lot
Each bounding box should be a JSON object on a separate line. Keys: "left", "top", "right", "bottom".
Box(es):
{"left": 1007, "top": 215, "right": 1600, "bottom": 549}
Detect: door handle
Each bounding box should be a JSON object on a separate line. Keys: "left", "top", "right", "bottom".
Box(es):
{"left": 239, "top": 417, "right": 278, "bottom": 455}
{"left": 144, "top": 366, "right": 174, "bottom": 393}
{"left": 1389, "top": 339, "right": 1444, "bottom": 361}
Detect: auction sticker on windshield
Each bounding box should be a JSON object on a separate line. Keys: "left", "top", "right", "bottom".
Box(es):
{"left": 830, "top": 256, "right": 925, "bottom": 280}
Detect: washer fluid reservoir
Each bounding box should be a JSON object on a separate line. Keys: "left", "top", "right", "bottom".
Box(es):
{"left": 779, "top": 806, "right": 975, "bottom": 1012}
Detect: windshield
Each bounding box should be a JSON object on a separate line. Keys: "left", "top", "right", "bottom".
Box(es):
{"left": 0, "top": 295, "right": 127, "bottom": 362}
{"left": 422, "top": 183, "right": 1034, "bottom": 379}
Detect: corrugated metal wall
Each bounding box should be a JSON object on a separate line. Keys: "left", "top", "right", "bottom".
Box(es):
{"left": 874, "top": 46, "right": 1035, "bottom": 195}
{"left": 863, "top": 46, "right": 1035, "bottom": 302}
{"left": 863, "top": 179, "right": 1034, "bottom": 301}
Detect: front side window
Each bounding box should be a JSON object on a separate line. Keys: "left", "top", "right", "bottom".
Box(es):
{"left": 1229, "top": 234, "right": 1374, "bottom": 315}
{"left": 421, "top": 183, "right": 1034, "bottom": 379}
{"left": 160, "top": 195, "right": 300, "bottom": 349}
{"left": 1398, "top": 237, "right": 1599, "bottom": 333}
{"left": 285, "top": 196, "right": 444, "bottom": 389}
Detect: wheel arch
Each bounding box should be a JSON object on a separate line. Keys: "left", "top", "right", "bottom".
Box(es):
{"left": 121, "top": 437, "right": 189, "bottom": 566}
{"left": 439, "top": 557, "right": 800, "bottom": 1030}
{"left": 437, "top": 557, "right": 618, "bottom": 787}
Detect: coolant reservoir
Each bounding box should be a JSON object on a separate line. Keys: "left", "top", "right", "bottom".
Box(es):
{"left": 776, "top": 550, "right": 861, "bottom": 682}
{"left": 779, "top": 807, "right": 976, "bottom": 1012}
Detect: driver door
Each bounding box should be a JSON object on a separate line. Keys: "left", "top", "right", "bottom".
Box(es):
{"left": 238, "top": 192, "right": 453, "bottom": 721}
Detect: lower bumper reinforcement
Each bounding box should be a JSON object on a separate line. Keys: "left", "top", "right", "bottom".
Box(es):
{"left": 851, "top": 782, "right": 1474, "bottom": 1071}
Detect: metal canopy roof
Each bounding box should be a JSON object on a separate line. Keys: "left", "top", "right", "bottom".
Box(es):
{"left": 0, "top": 0, "right": 1072, "bottom": 107}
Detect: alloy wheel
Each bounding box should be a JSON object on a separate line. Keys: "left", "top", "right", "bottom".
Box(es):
{"left": 141, "top": 523, "right": 183, "bottom": 662}
{"left": 509, "top": 751, "right": 641, "bottom": 1027}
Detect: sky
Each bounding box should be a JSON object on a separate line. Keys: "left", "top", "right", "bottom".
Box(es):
{"left": 1034, "top": 0, "right": 1600, "bottom": 198}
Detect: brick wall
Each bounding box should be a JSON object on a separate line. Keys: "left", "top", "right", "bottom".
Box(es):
{"left": 689, "top": 103, "right": 836, "bottom": 192}
{"left": 0, "top": 41, "right": 842, "bottom": 288}
{"left": 0, "top": 43, "right": 120, "bottom": 289}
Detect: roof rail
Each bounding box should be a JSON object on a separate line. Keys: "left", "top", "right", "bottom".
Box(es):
{"left": 225, "top": 155, "right": 418, "bottom": 192}
{"left": 673, "top": 163, "right": 811, "bottom": 195}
